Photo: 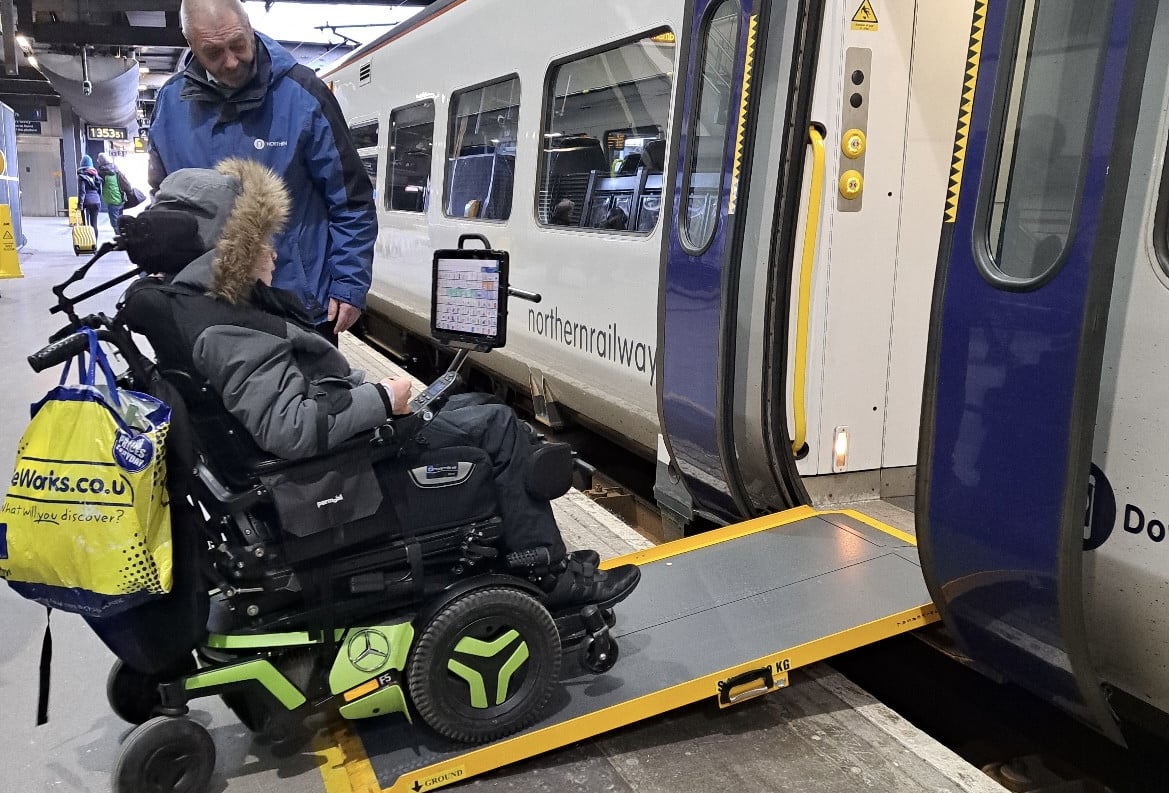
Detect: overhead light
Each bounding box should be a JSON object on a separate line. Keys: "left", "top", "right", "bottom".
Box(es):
{"left": 138, "top": 84, "right": 148, "bottom": 91}
{"left": 16, "top": 35, "right": 29, "bottom": 50}
{"left": 139, "top": 67, "right": 150, "bottom": 74}
{"left": 27, "top": 55, "right": 37, "bottom": 69}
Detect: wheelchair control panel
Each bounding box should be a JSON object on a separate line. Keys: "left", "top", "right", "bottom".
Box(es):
{"left": 407, "top": 370, "right": 459, "bottom": 413}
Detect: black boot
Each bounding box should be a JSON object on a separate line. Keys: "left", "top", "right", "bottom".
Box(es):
{"left": 538, "top": 555, "right": 640, "bottom": 612}
{"left": 567, "top": 549, "right": 600, "bottom": 567}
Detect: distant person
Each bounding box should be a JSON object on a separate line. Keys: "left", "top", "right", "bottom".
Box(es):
{"left": 602, "top": 207, "right": 628, "bottom": 231}
{"left": 550, "top": 198, "right": 575, "bottom": 226}
{"left": 95, "top": 153, "right": 124, "bottom": 233}
{"left": 76, "top": 155, "right": 101, "bottom": 239}
{"left": 147, "top": 0, "right": 376, "bottom": 345}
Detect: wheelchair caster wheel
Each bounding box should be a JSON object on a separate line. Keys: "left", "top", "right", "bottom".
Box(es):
{"left": 408, "top": 586, "right": 561, "bottom": 743}
{"left": 581, "top": 633, "right": 619, "bottom": 674}
{"left": 107, "top": 656, "right": 196, "bottom": 724}
{"left": 112, "top": 716, "right": 216, "bottom": 793}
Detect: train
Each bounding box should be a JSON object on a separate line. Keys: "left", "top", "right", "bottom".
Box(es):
{"left": 322, "top": 0, "right": 1169, "bottom": 751}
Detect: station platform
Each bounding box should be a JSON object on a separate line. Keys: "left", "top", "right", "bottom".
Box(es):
{"left": 0, "top": 218, "right": 1006, "bottom": 793}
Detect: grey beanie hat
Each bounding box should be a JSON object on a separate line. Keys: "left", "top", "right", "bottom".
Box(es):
{"left": 151, "top": 167, "right": 244, "bottom": 254}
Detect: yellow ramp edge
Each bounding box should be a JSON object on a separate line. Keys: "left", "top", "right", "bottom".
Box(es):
{"left": 318, "top": 507, "right": 936, "bottom": 793}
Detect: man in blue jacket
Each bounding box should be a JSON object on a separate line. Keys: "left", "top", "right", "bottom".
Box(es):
{"left": 148, "top": 0, "right": 376, "bottom": 343}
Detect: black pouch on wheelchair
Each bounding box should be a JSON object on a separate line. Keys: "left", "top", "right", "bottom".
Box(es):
{"left": 259, "top": 453, "right": 383, "bottom": 538}
{"left": 379, "top": 445, "right": 497, "bottom": 532}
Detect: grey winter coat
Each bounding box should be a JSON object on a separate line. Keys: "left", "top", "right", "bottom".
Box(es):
{"left": 170, "top": 254, "right": 389, "bottom": 459}
{"left": 159, "top": 160, "right": 389, "bottom": 459}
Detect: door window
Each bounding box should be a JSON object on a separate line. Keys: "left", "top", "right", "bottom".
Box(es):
{"left": 981, "top": 0, "right": 1112, "bottom": 283}
{"left": 680, "top": 0, "right": 741, "bottom": 253}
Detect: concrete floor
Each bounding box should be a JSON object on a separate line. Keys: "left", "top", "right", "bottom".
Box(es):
{"left": 0, "top": 217, "right": 1004, "bottom": 793}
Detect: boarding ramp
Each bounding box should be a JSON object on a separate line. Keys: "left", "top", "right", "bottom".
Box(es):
{"left": 325, "top": 506, "right": 936, "bottom": 792}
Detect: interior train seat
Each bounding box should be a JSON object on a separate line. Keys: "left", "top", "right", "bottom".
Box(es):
{"left": 540, "top": 137, "right": 609, "bottom": 225}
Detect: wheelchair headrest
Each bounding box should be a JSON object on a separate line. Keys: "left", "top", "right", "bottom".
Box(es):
{"left": 118, "top": 210, "right": 210, "bottom": 276}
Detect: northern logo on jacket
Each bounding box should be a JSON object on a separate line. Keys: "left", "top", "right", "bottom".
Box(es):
{"left": 253, "top": 138, "right": 289, "bottom": 150}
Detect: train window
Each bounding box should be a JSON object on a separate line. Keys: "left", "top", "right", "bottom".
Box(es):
{"left": 537, "top": 30, "right": 675, "bottom": 232}
{"left": 445, "top": 76, "right": 521, "bottom": 221}
{"left": 680, "top": 0, "right": 740, "bottom": 253}
{"left": 981, "top": 0, "right": 1111, "bottom": 282}
{"left": 385, "top": 101, "right": 435, "bottom": 213}
{"left": 349, "top": 120, "right": 380, "bottom": 196}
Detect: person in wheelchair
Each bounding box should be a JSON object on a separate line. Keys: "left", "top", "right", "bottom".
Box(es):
{"left": 144, "top": 158, "right": 640, "bottom": 612}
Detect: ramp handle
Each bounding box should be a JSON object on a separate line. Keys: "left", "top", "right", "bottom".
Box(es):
{"left": 717, "top": 666, "right": 775, "bottom": 707}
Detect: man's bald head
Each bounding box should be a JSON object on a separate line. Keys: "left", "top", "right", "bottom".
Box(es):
{"left": 180, "top": 0, "right": 256, "bottom": 88}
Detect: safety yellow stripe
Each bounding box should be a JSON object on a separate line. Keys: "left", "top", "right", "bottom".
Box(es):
{"left": 326, "top": 602, "right": 937, "bottom": 793}
{"left": 837, "top": 508, "right": 918, "bottom": 546}
{"left": 601, "top": 505, "right": 818, "bottom": 568}
{"left": 944, "top": 0, "right": 988, "bottom": 223}
{"left": 317, "top": 721, "right": 381, "bottom": 793}
{"left": 727, "top": 14, "right": 759, "bottom": 216}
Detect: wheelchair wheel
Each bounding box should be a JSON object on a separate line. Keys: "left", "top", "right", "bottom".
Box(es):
{"left": 107, "top": 656, "right": 195, "bottom": 725}
{"left": 407, "top": 586, "right": 560, "bottom": 743}
{"left": 112, "top": 716, "right": 216, "bottom": 793}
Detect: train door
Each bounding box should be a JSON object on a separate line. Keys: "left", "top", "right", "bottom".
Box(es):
{"left": 1083, "top": 0, "right": 1169, "bottom": 725}
{"left": 917, "top": 0, "right": 1156, "bottom": 741}
{"left": 657, "top": 0, "right": 768, "bottom": 524}
{"left": 656, "top": 0, "right": 971, "bottom": 524}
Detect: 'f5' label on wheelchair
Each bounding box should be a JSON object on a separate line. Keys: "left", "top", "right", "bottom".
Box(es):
{"left": 409, "top": 462, "right": 475, "bottom": 488}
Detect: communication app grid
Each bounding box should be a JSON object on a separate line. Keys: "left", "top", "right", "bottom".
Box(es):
{"left": 436, "top": 258, "right": 500, "bottom": 337}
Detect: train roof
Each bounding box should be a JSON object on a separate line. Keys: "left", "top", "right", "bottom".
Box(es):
{"left": 320, "top": 0, "right": 469, "bottom": 78}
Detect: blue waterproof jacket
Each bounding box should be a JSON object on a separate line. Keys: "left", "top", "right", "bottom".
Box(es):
{"left": 148, "top": 34, "right": 376, "bottom": 324}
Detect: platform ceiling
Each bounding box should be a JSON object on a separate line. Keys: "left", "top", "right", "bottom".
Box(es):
{"left": 0, "top": 0, "right": 435, "bottom": 121}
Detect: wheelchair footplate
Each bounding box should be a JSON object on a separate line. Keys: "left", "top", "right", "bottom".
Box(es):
{"left": 319, "top": 506, "right": 938, "bottom": 793}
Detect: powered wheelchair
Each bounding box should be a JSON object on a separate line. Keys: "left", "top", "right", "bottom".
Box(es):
{"left": 29, "top": 224, "right": 629, "bottom": 793}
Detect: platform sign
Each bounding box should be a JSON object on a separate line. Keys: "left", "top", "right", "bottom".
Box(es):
{"left": 14, "top": 119, "right": 41, "bottom": 135}
{"left": 133, "top": 136, "right": 147, "bottom": 153}
{"left": 86, "top": 125, "right": 127, "bottom": 141}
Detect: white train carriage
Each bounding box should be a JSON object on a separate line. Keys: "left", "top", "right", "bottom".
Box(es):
{"left": 323, "top": 0, "right": 972, "bottom": 519}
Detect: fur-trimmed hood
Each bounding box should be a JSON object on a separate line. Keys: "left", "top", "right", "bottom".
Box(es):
{"left": 165, "top": 158, "right": 290, "bottom": 303}
{"left": 209, "top": 158, "right": 290, "bottom": 303}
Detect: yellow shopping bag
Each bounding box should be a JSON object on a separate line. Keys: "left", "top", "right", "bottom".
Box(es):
{"left": 1, "top": 329, "right": 172, "bottom": 617}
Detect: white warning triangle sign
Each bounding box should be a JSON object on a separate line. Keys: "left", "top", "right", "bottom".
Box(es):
{"left": 851, "top": 0, "right": 879, "bottom": 30}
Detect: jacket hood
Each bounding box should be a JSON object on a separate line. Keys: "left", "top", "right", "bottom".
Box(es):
{"left": 257, "top": 33, "right": 297, "bottom": 81}
{"left": 209, "top": 158, "right": 290, "bottom": 303}
{"left": 162, "top": 158, "right": 290, "bottom": 303}
{"left": 178, "top": 33, "right": 296, "bottom": 92}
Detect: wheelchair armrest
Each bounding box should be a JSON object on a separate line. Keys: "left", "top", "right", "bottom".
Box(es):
{"left": 526, "top": 442, "right": 574, "bottom": 501}
{"left": 193, "top": 462, "right": 268, "bottom": 511}
{"left": 249, "top": 431, "right": 379, "bottom": 477}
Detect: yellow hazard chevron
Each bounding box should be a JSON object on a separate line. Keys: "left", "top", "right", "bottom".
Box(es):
{"left": 944, "top": 0, "right": 987, "bottom": 224}
{"left": 728, "top": 14, "right": 758, "bottom": 216}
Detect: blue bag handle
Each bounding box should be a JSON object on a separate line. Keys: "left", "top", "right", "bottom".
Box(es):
{"left": 58, "top": 328, "right": 122, "bottom": 407}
